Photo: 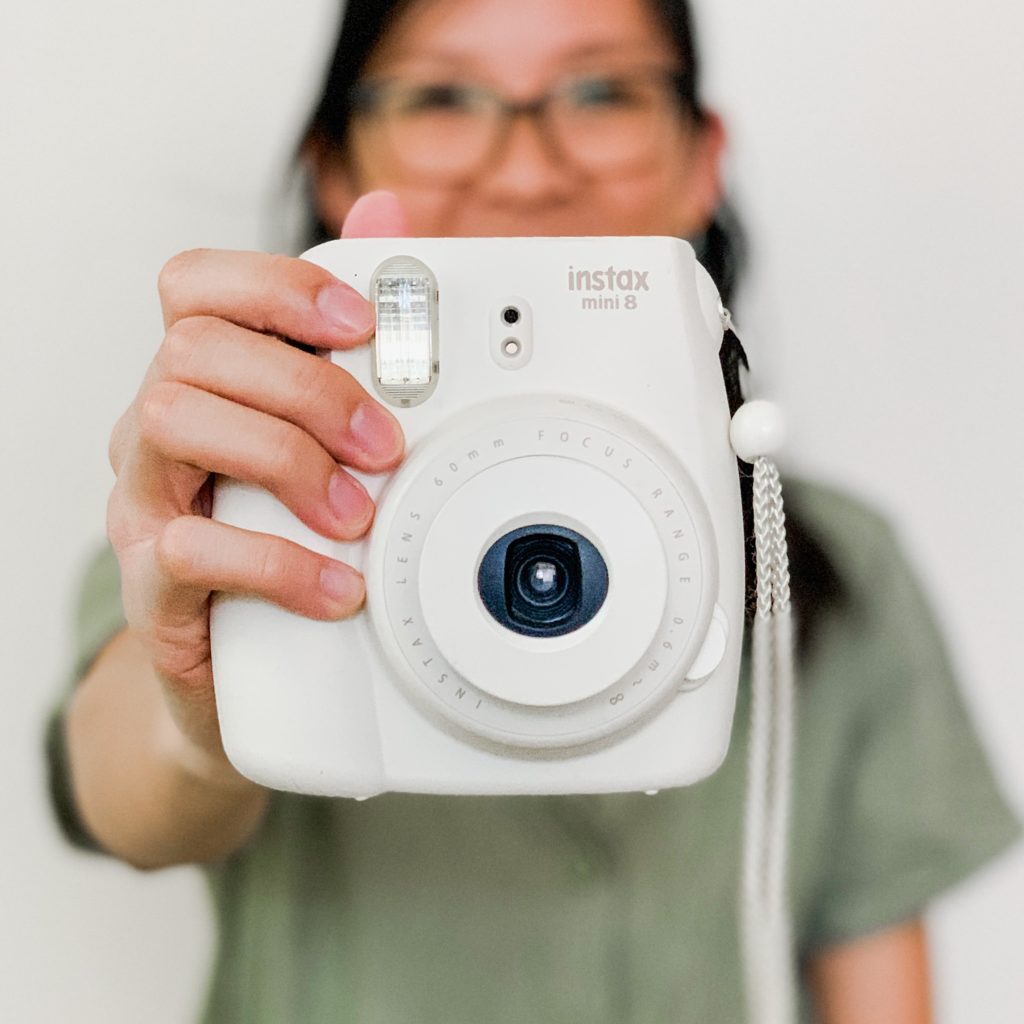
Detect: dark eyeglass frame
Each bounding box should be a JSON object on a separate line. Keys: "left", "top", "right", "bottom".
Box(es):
{"left": 342, "top": 67, "right": 703, "bottom": 181}
{"left": 348, "top": 67, "right": 700, "bottom": 123}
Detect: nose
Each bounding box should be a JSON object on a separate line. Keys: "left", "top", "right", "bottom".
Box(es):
{"left": 476, "top": 111, "right": 578, "bottom": 204}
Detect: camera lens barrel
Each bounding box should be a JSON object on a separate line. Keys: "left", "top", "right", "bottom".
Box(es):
{"left": 478, "top": 524, "right": 608, "bottom": 637}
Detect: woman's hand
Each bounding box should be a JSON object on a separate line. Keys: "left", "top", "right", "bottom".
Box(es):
{"left": 105, "top": 190, "right": 410, "bottom": 771}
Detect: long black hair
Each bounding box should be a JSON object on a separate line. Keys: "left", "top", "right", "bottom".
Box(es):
{"left": 301, "top": 0, "right": 845, "bottom": 651}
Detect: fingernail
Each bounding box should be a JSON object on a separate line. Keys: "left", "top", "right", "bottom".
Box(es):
{"left": 328, "top": 470, "right": 373, "bottom": 534}
{"left": 316, "top": 284, "right": 374, "bottom": 334}
{"left": 320, "top": 563, "right": 365, "bottom": 611}
{"left": 349, "top": 402, "right": 403, "bottom": 462}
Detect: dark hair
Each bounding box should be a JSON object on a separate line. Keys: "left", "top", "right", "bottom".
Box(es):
{"left": 303, "top": 0, "right": 746, "bottom": 302}
{"left": 301, "top": 0, "right": 845, "bottom": 651}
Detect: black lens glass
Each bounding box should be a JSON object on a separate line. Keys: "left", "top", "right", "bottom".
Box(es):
{"left": 519, "top": 559, "right": 563, "bottom": 603}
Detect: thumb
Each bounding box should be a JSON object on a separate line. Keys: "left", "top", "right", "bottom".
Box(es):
{"left": 341, "top": 190, "right": 411, "bottom": 239}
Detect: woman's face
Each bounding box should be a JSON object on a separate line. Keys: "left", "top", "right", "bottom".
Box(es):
{"left": 309, "top": 0, "right": 724, "bottom": 239}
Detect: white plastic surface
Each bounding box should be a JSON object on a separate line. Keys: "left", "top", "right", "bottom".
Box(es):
{"left": 684, "top": 604, "right": 730, "bottom": 684}
{"left": 418, "top": 454, "right": 669, "bottom": 709}
{"left": 210, "top": 236, "right": 744, "bottom": 797}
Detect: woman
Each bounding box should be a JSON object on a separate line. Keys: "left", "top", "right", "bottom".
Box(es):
{"left": 50, "top": 1, "right": 1018, "bottom": 1021}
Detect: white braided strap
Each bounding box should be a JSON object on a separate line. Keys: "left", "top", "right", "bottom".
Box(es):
{"left": 741, "top": 457, "right": 797, "bottom": 1024}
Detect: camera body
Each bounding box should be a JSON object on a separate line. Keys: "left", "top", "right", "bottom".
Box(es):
{"left": 211, "top": 236, "right": 744, "bottom": 798}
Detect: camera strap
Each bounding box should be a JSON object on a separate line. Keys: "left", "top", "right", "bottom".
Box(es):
{"left": 742, "top": 456, "right": 797, "bottom": 1024}
{"left": 721, "top": 313, "right": 798, "bottom": 1024}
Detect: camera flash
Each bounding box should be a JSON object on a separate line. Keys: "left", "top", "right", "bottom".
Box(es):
{"left": 370, "top": 256, "right": 440, "bottom": 406}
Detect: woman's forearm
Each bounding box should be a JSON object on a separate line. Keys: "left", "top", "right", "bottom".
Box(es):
{"left": 65, "top": 627, "right": 270, "bottom": 869}
{"left": 807, "top": 918, "right": 932, "bottom": 1024}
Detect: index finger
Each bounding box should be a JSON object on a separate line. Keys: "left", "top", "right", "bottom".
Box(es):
{"left": 157, "top": 249, "right": 376, "bottom": 351}
{"left": 157, "top": 192, "right": 412, "bottom": 350}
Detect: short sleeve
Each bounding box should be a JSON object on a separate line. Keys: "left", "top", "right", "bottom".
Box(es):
{"left": 802, "top": 507, "right": 1021, "bottom": 948}
{"left": 44, "top": 543, "right": 127, "bottom": 853}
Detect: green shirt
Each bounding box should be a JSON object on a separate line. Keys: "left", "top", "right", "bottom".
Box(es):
{"left": 47, "top": 481, "right": 1020, "bottom": 1023}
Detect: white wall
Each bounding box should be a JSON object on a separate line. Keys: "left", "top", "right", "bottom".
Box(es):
{"left": 3, "top": 1, "right": 1021, "bottom": 1021}
{"left": 696, "top": 5, "right": 1024, "bottom": 1017}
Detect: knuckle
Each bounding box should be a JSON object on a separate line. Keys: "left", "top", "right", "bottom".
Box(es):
{"left": 108, "top": 411, "right": 129, "bottom": 472}
{"left": 290, "top": 351, "right": 336, "bottom": 409}
{"left": 153, "top": 517, "right": 199, "bottom": 581}
{"left": 158, "top": 316, "right": 211, "bottom": 380}
{"left": 157, "top": 248, "right": 207, "bottom": 302}
{"left": 265, "top": 251, "right": 295, "bottom": 278}
{"left": 263, "top": 251, "right": 330, "bottom": 306}
{"left": 105, "top": 484, "right": 131, "bottom": 552}
{"left": 252, "top": 540, "right": 292, "bottom": 592}
{"left": 261, "top": 421, "right": 310, "bottom": 484}
{"left": 137, "top": 380, "right": 188, "bottom": 448}
{"left": 255, "top": 252, "right": 298, "bottom": 298}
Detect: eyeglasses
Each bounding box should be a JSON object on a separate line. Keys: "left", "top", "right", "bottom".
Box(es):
{"left": 347, "top": 68, "right": 697, "bottom": 183}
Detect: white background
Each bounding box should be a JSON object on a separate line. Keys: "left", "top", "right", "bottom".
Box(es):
{"left": 2, "top": 1, "right": 1021, "bottom": 1021}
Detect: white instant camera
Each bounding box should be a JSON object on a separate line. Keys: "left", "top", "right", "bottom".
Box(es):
{"left": 211, "top": 236, "right": 745, "bottom": 798}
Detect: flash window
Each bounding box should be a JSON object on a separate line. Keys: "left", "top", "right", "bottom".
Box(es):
{"left": 370, "top": 255, "right": 440, "bottom": 407}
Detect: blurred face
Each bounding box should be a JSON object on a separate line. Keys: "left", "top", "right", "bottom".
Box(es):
{"left": 308, "top": 0, "right": 724, "bottom": 238}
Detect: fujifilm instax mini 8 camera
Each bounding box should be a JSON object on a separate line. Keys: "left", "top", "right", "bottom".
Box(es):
{"left": 211, "top": 236, "right": 744, "bottom": 798}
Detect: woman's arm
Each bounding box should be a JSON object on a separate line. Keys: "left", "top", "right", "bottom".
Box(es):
{"left": 66, "top": 627, "right": 270, "bottom": 869}
{"left": 65, "top": 193, "right": 410, "bottom": 870}
{"left": 806, "top": 918, "right": 932, "bottom": 1024}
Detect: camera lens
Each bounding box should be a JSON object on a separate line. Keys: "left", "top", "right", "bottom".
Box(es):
{"left": 501, "top": 306, "right": 520, "bottom": 325}
{"left": 478, "top": 524, "right": 608, "bottom": 638}
{"left": 517, "top": 558, "right": 567, "bottom": 606}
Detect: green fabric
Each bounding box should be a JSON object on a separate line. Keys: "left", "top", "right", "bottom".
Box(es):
{"left": 47, "top": 481, "right": 1020, "bottom": 1023}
